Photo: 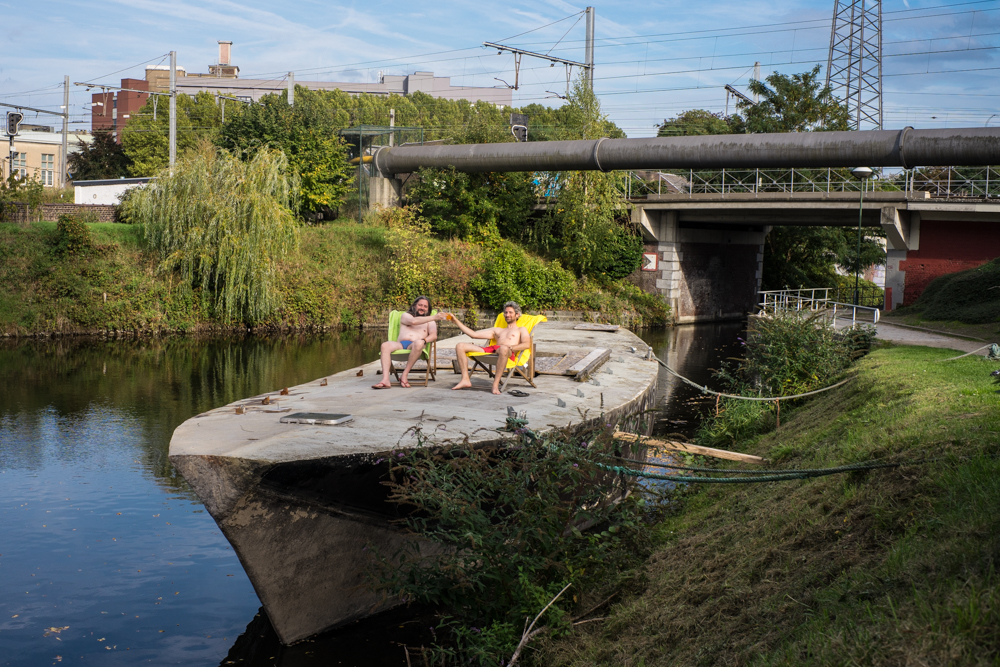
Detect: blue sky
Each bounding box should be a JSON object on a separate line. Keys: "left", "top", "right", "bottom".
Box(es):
{"left": 1, "top": 0, "right": 998, "bottom": 137}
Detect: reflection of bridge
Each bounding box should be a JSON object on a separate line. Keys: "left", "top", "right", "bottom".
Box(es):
{"left": 628, "top": 170, "right": 1000, "bottom": 323}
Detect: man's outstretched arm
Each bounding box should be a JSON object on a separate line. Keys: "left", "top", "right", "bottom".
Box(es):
{"left": 448, "top": 317, "right": 497, "bottom": 341}
{"left": 401, "top": 312, "right": 444, "bottom": 326}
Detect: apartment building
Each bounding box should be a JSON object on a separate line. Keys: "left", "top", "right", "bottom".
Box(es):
{"left": 4, "top": 126, "right": 92, "bottom": 187}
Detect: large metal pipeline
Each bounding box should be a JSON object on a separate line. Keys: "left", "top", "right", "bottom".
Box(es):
{"left": 372, "top": 127, "right": 1000, "bottom": 175}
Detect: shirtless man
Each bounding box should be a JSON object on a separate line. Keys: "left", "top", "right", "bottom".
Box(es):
{"left": 372, "top": 295, "right": 447, "bottom": 389}
{"left": 446, "top": 301, "right": 530, "bottom": 395}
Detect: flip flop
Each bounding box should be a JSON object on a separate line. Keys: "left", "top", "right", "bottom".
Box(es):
{"left": 371, "top": 384, "right": 391, "bottom": 390}
{"left": 508, "top": 389, "right": 530, "bottom": 397}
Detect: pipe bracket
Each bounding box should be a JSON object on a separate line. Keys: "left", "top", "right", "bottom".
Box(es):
{"left": 898, "top": 126, "right": 913, "bottom": 170}
{"left": 592, "top": 137, "right": 608, "bottom": 172}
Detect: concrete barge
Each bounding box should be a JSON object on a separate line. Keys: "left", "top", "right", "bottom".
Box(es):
{"left": 168, "top": 323, "right": 659, "bottom": 644}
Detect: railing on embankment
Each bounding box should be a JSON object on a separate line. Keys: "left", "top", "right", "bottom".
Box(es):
{"left": 758, "top": 288, "right": 881, "bottom": 328}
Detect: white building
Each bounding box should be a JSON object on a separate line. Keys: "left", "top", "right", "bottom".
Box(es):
{"left": 73, "top": 177, "right": 151, "bottom": 205}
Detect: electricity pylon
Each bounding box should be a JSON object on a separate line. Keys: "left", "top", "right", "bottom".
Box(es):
{"left": 826, "top": 0, "right": 882, "bottom": 131}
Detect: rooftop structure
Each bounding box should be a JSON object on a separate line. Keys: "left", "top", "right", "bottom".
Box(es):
{"left": 174, "top": 70, "right": 512, "bottom": 106}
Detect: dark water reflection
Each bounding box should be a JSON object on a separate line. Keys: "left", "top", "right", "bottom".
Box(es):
{"left": 0, "top": 324, "right": 743, "bottom": 667}
{"left": 0, "top": 332, "right": 382, "bottom": 667}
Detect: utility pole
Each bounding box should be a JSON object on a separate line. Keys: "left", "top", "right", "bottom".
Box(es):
{"left": 288, "top": 72, "right": 294, "bottom": 106}
{"left": 61, "top": 76, "right": 69, "bottom": 188}
{"left": 389, "top": 108, "right": 395, "bottom": 147}
{"left": 753, "top": 62, "right": 760, "bottom": 103}
{"left": 585, "top": 7, "right": 595, "bottom": 89}
{"left": 169, "top": 50, "right": 177, "bottom": 171}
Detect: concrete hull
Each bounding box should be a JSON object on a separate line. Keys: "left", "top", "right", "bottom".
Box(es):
{"left": 169, "top": 324, "right": 659, "bottom": 644}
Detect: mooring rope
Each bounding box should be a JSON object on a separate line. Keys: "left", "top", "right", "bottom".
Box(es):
{"left": 936, "top": 343, "right": 1000, "bottom": 362}
{"left": 649, "top": 351, "right": 854, "bottom": 402}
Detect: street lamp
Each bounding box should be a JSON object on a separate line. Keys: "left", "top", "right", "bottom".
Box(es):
{"left": 850, "top": 166, "right": 874, "bottom": 306}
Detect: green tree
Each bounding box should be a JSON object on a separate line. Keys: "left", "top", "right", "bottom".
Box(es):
{"left": 761, "top": 225, "right": 885, "bottom": 290}
{"left": 216, "top": 87, "right": 354, "bottom": 217}
{"left": 405, "top": 100, "right": 536, "bottom": 242}
{"left": 119, "top": 146, "right": 299, "bottom": 323}
{"left": 67, "top": 130, "right": 132, "bottom": 180}
{"left": 122, "top": 92, "right": 222, "bottom": 176}
{"left": 544, "top": 76, "right": 641, "bottom": 278}
{"left": 657, "top": 109, "right": 733, "bottom": 137}
{"left": 736, "top": 65, "right": 851, "bottom": 133}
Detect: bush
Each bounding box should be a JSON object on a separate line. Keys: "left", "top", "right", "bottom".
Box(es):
{"left": 384, "top": 205, "right": 483, "bottom": 308}
{"left": 473, "top": 240, "right": 575, "bottom": 310}
{"left": 53, "top": 215, "right": 94, "bottom": 256}
{"left": 906, "top": 257, "right": 1000, "bottom": 323}
{"left": 697, "top": 312, "right": 875, "bottom": 446}
{"left": 366, "top": 423, "right": 650, "bottom": 664}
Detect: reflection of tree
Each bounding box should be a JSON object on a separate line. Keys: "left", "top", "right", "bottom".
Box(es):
{"left": 0, "top": 333, "right": 383, "bottom": 493}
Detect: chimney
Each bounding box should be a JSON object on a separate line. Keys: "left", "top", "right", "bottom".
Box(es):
{"left": 218, "top": 41, "right": 232, "bottom": 66}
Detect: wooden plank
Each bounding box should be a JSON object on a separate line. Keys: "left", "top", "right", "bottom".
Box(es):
{"left": 613, "top": 431, "right": 766, "bottom": 464}
{"left": 535, "top": 351, "right": 588, "bottom": 375}
{"left": 573, "top": 323, "right": 620, "bottom": 332}
{"left": 568, "top": 347, "right": 611, "bottom": 380}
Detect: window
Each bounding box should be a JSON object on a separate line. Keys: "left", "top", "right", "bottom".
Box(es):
{"left": 41, "top": 154, "right": 55, "bottom": 186}
{"left": 12, "top": 153, "right": 26, "bottom": 179}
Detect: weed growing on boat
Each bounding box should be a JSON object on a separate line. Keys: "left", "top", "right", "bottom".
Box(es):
{"left": 365, "top": 422, "right": 654, "bottom": 665}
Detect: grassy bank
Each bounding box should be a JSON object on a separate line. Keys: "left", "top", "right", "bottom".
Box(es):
{"left": 0, "top": 220, "right": 667, "bottom": 336}
{"left": 540, "top": 343, "right": 1000, "bottom": 666}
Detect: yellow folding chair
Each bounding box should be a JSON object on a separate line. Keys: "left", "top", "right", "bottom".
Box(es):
{"left": 463, "top": 313, "right": 547, "bottom": 392}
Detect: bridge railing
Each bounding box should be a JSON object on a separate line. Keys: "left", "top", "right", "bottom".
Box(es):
{"left": 759, "top": 288, "right": 880, "bottom": 328}
{"left": 624, "top": 166, "right": 1000, "bottom": 200}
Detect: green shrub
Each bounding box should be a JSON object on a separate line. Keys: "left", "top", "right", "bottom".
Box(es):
{"left": 697, "top": 312, "right": 875, "bottom": 446}
{"left": 473, "top": 240, "right": 574, "bottom": 310}
{"left": 366, "top": 424, "right": 649, "bottom": 665}
{"left": 53, "top": 215, "right": 94, "bottom": 256}
{"left": 906, "top": 257, "right": 1000, "bottom": 323}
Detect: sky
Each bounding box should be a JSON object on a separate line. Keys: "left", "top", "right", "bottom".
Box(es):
{"left": 1, "top": 0, "right": 998, "bottom": 137}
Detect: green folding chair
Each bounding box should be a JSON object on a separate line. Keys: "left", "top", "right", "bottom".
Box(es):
{"left": 385, "top": 310, "right": 437, "bottom": 386}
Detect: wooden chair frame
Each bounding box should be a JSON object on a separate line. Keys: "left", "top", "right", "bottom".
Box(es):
{"left": 458, "top": 338, "right": 537, "bottom": 392}
{"left": 384, "top": 310, "right": 438, "bottom": 386}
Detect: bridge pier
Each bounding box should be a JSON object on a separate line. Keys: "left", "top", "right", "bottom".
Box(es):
{"left": 633, "top": 208, "right": 768, "bottom": 324}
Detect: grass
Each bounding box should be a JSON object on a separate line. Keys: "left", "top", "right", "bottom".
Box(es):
{"left": 0, "top": 218, "right": 668, "bottom": 335}
{"left": 538, "top": 343, "right": 1000, "bottom": 666}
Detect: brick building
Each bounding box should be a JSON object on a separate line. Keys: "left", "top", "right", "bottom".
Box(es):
{"left": 90, "top": 78, "right": 149, "bottom": 142}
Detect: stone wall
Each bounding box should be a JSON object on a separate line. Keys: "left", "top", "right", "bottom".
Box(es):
{"left": 3, "top": 203, "right": 117, "bottom": 223}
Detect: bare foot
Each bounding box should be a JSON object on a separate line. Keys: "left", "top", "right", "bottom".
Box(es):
{"left": 371, "top": 382, "right": 392, "bottom": 389}
{"left": 400, "top": 378, "right": 411, "bottom": 388}
{"left": 451, "top": 379, "right": 473, "bottom": 390}
{"left": 491, "top": 386, "right": 502, "bottom": 395}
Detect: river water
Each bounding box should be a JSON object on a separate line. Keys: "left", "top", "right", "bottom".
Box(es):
{"left": 0, "top": 323, "right": 742, "bottom": 666}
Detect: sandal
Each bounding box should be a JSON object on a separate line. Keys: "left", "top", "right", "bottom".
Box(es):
{"left": 508, "top": 389, "right": 530, "bottom": 397}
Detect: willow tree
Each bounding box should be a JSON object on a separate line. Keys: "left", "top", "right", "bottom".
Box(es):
{"left": 122, "top": 146, "right": 299, "bottom": 324}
